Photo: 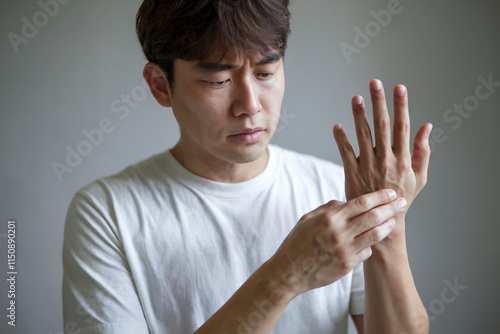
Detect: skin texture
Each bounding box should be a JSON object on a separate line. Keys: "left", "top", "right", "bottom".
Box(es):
{"left": 196, "top": 190, "right": 406, "bottom": 334}
{"left": 145, "top": 55, "right": 430, "bottom": 333}
{"left": 143, "top": 53, "right": 285, "bottom": 183}
{"left": 333, "top": 80, "right": 433, "bottom": 244}
{"left": 334, "top": 79, "right": 432, "bottom": 333}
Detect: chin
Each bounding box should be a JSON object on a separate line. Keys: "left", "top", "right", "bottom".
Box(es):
{"left": 224, "top": 142, "right": 268, "bottom": 164}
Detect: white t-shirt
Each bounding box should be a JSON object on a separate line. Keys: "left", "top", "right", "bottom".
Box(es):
{"left": 62, "top": 144, "right": 364, "bottom": 334}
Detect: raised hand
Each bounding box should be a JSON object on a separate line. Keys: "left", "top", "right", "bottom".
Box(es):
{"left": 333, "top": 79, "right": 432, "bottom": 212}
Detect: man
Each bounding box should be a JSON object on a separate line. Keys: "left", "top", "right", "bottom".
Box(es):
{"left": 62, "top": 0, "right": 432, "bottom": 333}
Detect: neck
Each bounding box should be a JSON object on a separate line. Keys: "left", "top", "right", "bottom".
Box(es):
{"left": 170, "top": 142, "right": 269, "bottom": 183}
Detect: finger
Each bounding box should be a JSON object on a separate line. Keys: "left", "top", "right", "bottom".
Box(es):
{"left": 350, "top": 197, "right": 407, "bottom": 238}
{"left": 299, "top": 199, "right": 345, "bottom": 222}
{"left": 354, "top": 246, "right": 373, "bottom": 263}
{"left": 353, "top": 218, "right": 396, "bottom": 253}
{"left": 299, "top": 200, "right": 345, "bottom": 222}
{"left": 333, "top": 124, "right": 358, "bottom": 171}
{"left": 352, "top": 95, "right": 375, "bottom": 161}
{"left": 412, "top": 123, "right": 433, "bottom": 185}
{"left": 370, "top": 79, "right": 392, "bottom": 157}
{"left": 339, "top": 189, "right": 398, "bottom": 220}
{"left": 392, "top": 84, "right": 411, "bottom": 157}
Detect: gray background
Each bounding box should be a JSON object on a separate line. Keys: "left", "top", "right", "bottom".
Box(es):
{"left": 1, "top": 0, "right": 499, "bottom": 333}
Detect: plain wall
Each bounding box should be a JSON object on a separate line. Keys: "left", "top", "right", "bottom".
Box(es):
{"left": 1, "top": 0, "right": 499, "bottom": 333}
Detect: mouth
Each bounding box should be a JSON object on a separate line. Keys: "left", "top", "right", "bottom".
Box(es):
{"left": 229, "top": 128, "right": 265, "bottom": 144}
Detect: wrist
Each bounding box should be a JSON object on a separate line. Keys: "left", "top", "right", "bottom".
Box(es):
{"left": 256, "top": 258, "right": 297, "bottom": 307}
{"left": 369, "top": 213, "right": 408, "bottom": 259}
{"left": 384, "top": 210, "right": 407, "bottom": 239}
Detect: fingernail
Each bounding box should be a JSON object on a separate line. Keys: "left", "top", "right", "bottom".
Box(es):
{"left": 353, "top": 95, "right": 363, "bottom": 105}
{"left": 396, "top": 198, "right": 407, "bottom": 211}
{"left": 388, "top": 190, "right": 397, "bottom": 200}
{"left": 426, "top": 124, "right": 433, "bottom": 137}
{"left": 395, "top": 85, "right": 406, "bottom": 97}
{"left": 334, "top": 124, "right": 343, "bottom": 131}
{"left": 371, "top": 79, "right": 382, "bottom": 91}
{"left": 389, "top": 218, "right": 396, "bottom": 226}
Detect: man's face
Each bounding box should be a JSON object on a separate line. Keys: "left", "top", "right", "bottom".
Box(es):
{"left": 167, "top": 53, "right": 285, "bottom": 169}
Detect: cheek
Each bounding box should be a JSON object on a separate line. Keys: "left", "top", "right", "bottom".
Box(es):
{"left": 175, "top": 92, "right": 228, "bottom": 136}
{"left": 264, "top": 81, "right": 285, "bottom": 126}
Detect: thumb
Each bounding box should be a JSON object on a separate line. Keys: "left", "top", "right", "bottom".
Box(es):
{"left": 411, "top": 123, "right": 433, "bottom": 185}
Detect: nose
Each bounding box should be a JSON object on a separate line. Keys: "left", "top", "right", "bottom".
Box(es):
{"left": 231, "top": 77, "right": 262, "bottom": 117}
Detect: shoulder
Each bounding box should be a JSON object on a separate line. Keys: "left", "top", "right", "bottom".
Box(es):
{"left": 73, "top": 150, "right": 172, "bottom": 209}
{"left": 65, "top": 150, "right": 175, "bottom": 238}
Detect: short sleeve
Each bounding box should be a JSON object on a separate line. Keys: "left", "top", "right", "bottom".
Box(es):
{"left": 349, "top": 263, "right": 365, "bottom": 315}
{"left": 62, "top": 192, "right": 149, "bottom": 334}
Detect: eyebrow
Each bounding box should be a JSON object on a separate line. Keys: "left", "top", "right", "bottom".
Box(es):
{"left": 256, "top": 53, "right": 281, "bottom": 65}
{"left": 195, "top": 53, "right": 281, "bottom": 73}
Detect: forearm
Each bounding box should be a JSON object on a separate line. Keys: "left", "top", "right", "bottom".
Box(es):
{"left": 196, "top": 190, "right": 407, "bottom": 334}
{"left": 194, "top": 259, "right": 291, "bottom": 334}
{"left": 363, "top": 218, "right": 429, "bottom": 333}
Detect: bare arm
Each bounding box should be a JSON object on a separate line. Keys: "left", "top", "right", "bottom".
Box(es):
{"left": 194, "top": 259, "right": 291, "bottom": 334}
{"left": 334, "top": 79, "right": 431, "bottom": 333}
{"left": 195, "top": 190, "right": 406, "bottom": 334}
{"left": 352, "top": 314, "right": 364, "bottom": 333}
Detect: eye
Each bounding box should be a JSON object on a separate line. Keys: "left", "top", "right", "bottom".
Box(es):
{"left": 209, "top": 79, "right": 230, "bottom": 87}
{"left": 257, "top": 73, "right": 274, "bottom": 80}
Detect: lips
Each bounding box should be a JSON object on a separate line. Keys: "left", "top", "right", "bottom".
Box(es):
{"left": 229, "top": 128, "right": 265, "bottom": 144}
{"left": 234, "top": 128, "right": 264, "bottom": 135}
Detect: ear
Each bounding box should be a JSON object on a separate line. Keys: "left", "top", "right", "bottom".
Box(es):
{"left": 143, "top": 62, "right": 172, "bottom": 108}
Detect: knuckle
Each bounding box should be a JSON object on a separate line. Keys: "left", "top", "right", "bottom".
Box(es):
{"left": 367, "top": 168, "right": 375, "bottom": 180}
{"left": 354, "top": 196, "right": 370, "bottom": 210}
{"left": 372, "top": 91, "right": 385, "bottom": 102}
{"left": 376, "top": 118, "right": 391, "bottom": 131}
{"left": 381, "top": 163, "right": 391, "bottom": 177}
{"left": 378, "top": 189, "right": 393, "bottom": 202}
{"left": 321, "top": 212, "right": 335, "bottom": 229}
{"left": 369, "top": 227, "right": 384, "bottom": 243}
{"left": 329, "top": 230, "right": 343, "bottom": 245}
{"left": 394, "top": 96, "right": 407, "bottom": 109}
{"left": 415, "top": 144, "right": 432, "bottom": 159}
{"left": 359, "top": 126, "right": 372, "bottom": 139}
{"left": 397, "top": 159, "right": 410, "bottom": 173}
{"left": 327, "top": 200, "right": 342, "bottom": 208}
{"left": 299, "top": 213, "right": 310, "bottom": 222}
{"left": 339, "top": 260, "right": 352, "bottom": 273}
{"left": 369, "top": 210, "right": 381, "bottom": 225}
{"left": 396, "top": 120, "right": 410, "bottom": 134}
{"left": 340, "top": 144, "right": 352, "bottom": 155}
{"left": 337, "top": 205, "right": 350, "bottom": 219}
{"left": 335, "top": 251, "right": 352, "bottom": 272}
{"left": 422, "top": 146, "right": 432, "bottom": 159}
{"left": 363, "top": 247, "right": 373, "bottom": 260}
